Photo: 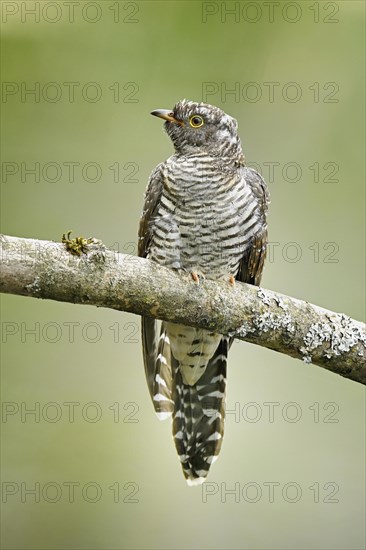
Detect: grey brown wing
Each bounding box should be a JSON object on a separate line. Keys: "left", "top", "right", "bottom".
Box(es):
{"left": 138, "top": 163, "right": 164, "bottom": 259}
{"left": 236, "top": 167, "right": 270, "bottom": 286}
{"left": 138, "top": 164, "right": 174, "bottom": 418}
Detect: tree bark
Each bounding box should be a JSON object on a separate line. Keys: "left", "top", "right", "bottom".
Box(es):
{"left": 1, "top": 234, "right": 365, "bottom": 385}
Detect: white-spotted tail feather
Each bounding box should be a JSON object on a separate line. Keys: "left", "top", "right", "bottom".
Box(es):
{"left": 172, "top": 336, "right": 229, "bottom": 485}
{"left": 141, "top": 319, "right": 174, "bottom": 420}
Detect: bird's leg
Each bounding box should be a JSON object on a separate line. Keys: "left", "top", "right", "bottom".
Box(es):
{"left": 228, "top": 275, "right": 235, "bottom": 286}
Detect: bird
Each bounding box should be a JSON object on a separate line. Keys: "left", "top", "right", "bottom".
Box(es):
{"left": 138, "top": 99, "right": 269, "bottom": 485}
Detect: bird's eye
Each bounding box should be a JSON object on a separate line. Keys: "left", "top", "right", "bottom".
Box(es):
{"left": 189, "top": 115, "right": 204, "bottom": 128}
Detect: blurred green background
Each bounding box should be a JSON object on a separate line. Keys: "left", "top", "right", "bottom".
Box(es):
{"left": 1, "top": 1, "right": 365, "bottom": 549}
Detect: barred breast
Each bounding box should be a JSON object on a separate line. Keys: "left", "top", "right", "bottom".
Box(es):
{"left": 149, "top": 153, "right": 262, "bottom": 280}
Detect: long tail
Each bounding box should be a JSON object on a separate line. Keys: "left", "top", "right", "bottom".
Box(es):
{"left": 142, "top": 317, "right": 229, "bottom": 484}
{"left": 172, "top": 337, "right": 229, "bottom": 485}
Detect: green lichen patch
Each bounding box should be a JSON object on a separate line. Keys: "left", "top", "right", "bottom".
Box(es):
{"left": 62, "top": 231, "right": 94, "bottom": 256}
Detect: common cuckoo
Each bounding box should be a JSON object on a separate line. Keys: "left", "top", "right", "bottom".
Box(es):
{"left": 138, "top": 99, "right": 269, "bottom": 485}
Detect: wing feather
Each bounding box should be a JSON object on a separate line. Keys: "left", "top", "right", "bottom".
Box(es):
{"left": 237, "top": 167, "right": 270, "bottom": 286}
{"left": 138, "top": 164, "right": 174, "bottom": 418}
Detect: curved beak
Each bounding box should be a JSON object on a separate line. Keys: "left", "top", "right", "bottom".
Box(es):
{"left": 151, "top": 109, "right": 183, "bottom": 125}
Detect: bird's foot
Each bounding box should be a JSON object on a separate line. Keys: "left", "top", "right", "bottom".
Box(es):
{"left": 228, "top": 275, "right": 236, "bottom": 286}
{"left": 190, "top": 271, "right": 206, "bottom": 284}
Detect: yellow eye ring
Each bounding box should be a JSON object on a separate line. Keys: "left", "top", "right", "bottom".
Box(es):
{"left": 189, "top": 115, "right": 204, "bottom": 128}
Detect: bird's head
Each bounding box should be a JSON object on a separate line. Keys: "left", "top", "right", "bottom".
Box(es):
{"left": 151, "top": 99, "right": 242, "bottom": 158}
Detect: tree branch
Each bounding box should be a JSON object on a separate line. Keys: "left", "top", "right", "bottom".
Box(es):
{"left": 1, "top": 234, "right": 365, "bottom": 385}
